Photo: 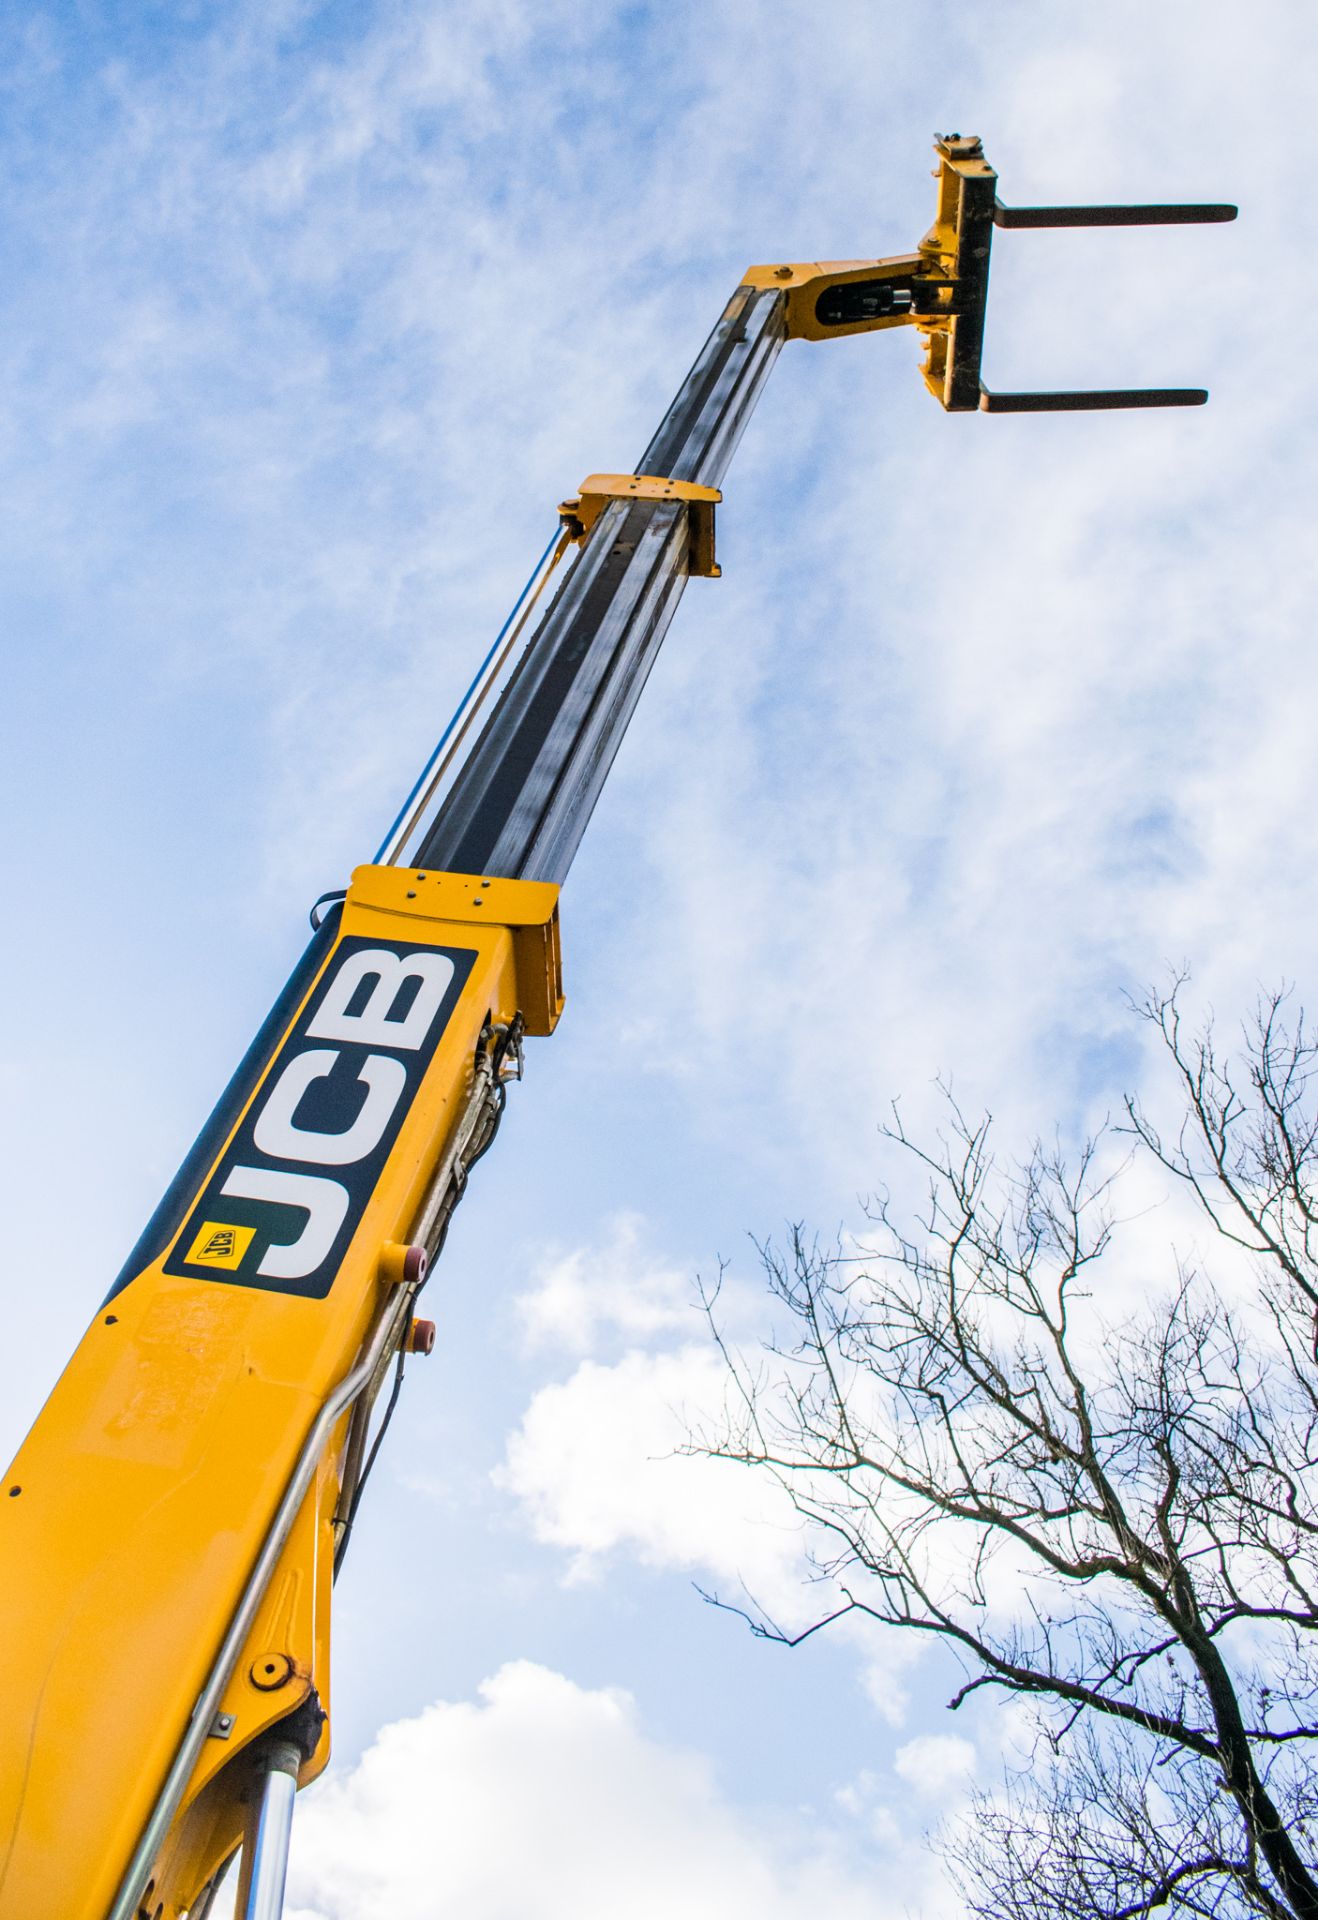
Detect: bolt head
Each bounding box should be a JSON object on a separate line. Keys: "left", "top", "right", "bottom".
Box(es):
{"left": 249, "top": 1652, "right": 295, "bottom": 1692}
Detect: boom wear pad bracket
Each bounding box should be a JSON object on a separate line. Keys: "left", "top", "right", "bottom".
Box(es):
{"left": 559, "top": 472, "right": 723, "bottom": 577}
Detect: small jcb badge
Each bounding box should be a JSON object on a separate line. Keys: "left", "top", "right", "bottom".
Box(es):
{"left": 185, "top": 1221, "right": 256, "bottom": 1271}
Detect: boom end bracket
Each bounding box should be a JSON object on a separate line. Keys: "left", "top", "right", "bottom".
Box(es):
{"left": 744, "top": 133, "right": 1236, "bottom": 413}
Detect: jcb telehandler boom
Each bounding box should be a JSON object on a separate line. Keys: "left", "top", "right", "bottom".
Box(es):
{"left": 0, "top": 138, "right": 1234, "bottom": 1920}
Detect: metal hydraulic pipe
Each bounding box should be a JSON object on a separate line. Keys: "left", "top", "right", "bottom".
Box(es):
{"left": 104, "top": 1277, "right": 420, "bottom": 1920}
{"left": 236, "top": 1740, "right": 301, "bottom": 1920}
{"left": 378, "top": 526, "right": 573, "bottom": 869}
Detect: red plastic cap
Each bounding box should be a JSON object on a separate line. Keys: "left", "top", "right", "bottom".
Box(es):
{"left": 408, "top": 1317, "right": 437, "bottom": 1356}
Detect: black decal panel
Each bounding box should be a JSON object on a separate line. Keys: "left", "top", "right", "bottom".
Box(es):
{"left": 161, "top": 936, "right": 476, "bottom": 1298}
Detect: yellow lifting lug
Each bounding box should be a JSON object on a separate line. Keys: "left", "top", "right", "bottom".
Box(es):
{"left": 557, "top": 473, "right": 723, "bottom": 578}
{"left": 741, "top": 253, "right": 931, "bottom": 343}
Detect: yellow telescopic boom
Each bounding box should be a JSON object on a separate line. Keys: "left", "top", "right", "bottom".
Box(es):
{"left": 0, "top": 138, "right": 1234, "bottom": 1920}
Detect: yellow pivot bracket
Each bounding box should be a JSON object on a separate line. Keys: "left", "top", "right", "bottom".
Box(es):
{"left": 743, "top": 132, "right": 1236, "bottom": 412}
{"left": 557, "top": 472, "right": 722, "bottom": 577}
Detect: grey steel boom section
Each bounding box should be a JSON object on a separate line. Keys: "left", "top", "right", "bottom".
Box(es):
{"left": 413, "top": 284, "right": 786, "bottom": 886}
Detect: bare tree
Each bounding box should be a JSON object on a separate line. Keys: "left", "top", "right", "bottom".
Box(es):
{"left": 700, "top": 981, "right": 1318, "bottom": 1920}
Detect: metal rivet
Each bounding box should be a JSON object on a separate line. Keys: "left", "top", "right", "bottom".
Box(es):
{"left": 104, "top": 1313, "right": 118, "bottom": 1325}
{"left": 407, "top": 891, "right": 417, "bottom": 899}
{"left": 7, "top": 1486, "right": 20, "bottom": 1498}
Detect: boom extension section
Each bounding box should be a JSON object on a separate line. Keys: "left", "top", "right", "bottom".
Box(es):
{"left": 0, "top": 137, "right": 1234, "bottom": 1920}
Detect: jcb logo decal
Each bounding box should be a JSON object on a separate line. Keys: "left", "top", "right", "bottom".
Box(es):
{"left": 185, "top": 1222, "right": 257, "bottom": 1270}
{"left": 164, "top": 937, "right": 475, "bottom": 1297}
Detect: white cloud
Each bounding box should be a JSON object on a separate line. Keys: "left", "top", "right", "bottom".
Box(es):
{"left": 894, "top": 1736, "right": 978, "bottom": 1800}
{"left": 497, "top": 1343, "right": 809, "bottom": 1610}
{"left": 514, "top": 1213, "right": 695, "bottom": 1355}
{"left": 501, "top": 1231, "right": 933, "bottom": 1712}
{"left": 497, "top": 1153, "right": 1274, "bottom": 1717}
{"left": 858, "top": 1644, "right": 926, "bottom": 1733}
{"left": 281, "top": 1662, "right": 947, "bottom": 1920}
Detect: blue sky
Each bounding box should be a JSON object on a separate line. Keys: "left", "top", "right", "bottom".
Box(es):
{"left": 1, "top": 3, "right": 1312, "bottom": 1915}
